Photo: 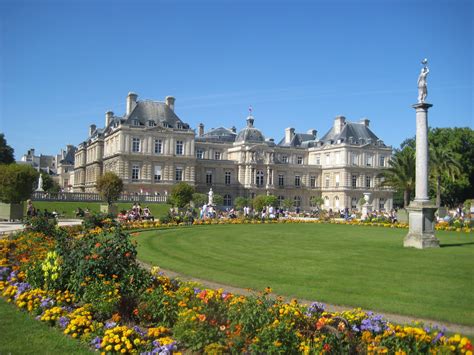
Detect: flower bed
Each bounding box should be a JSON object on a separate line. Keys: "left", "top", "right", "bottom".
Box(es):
{"left": 0, "top": 219, "right": 472, "bottom": 354}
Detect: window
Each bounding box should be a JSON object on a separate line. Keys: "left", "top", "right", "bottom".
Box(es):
{"left": 206, "top": 171, "right": 213, "bottom": 185}
{"left": 282, "top": 155, "right": 288, "bottom": 163}
{"left": 366, "top": 175, "right": 371, "bottom": 188}
{"left": 225, "top": 171, "right": 231, "bottom": 185}
{"left": 297, "top": 156, "right": 303, "bottom": 164}
{"left": 295, "top": 175, "right": 301, "bottom": 187}
{"left": 334, "top": 196, "right": 340, "bottom": 208}
{"left": 197, "top": 149, "right": 203, "bottom": 159}
{"left": 132, "top": 119, "right": 139, "bottom": 126}
{"left": 176, "top": 122, "right": 182, "bottom": 129}
{"left": 294, "top": 196, "right": 302, "bottom": 207}
{"left": 352, "top": 174, "right": 357, "bottom": 188}
{"left": 256, "top": 170, "right": 264, "bottom": 186}
{"left": 154, "top": 139, "right": 162, "bottom": 154}
{"left": 310, "top": 176, "right": 316, "bottom": 188}
{"left": 324, "top": 196, "right": 329, "bottom": 207}
{"left": 379, "top": 156, "right": 385, "bottom": 167}
{"left": 379, "top": 198, "right": 385, "bottom": 210}
{"left": 325, "top": 154, "right": 330, "bottom": 165}
{"left": 175, "top": 168, "right": 183, "bottom": 181}
{"left": 351, "top": 197, "right": 358, "bottom": 209}
{"left": 148, "top": 120, "right": 155, "bottom": 127}
{"left": 154, "top": 166, "right": 162, "bottom": 182}
{"left": 132, "top": 138, "right": 140, "bottom": 153}
{"left": 214, "top": 151, "right": 221, "bottom": 160}
{"left": 351, "top": 152, "right": 358, "bottom": 165}
{"left": 224, "top": 194, "right": 232, "bottom": 207}
{"left": 315, "top": 155, "right": 321, "bottom": 165}
{"left": 132, "top": 165, "right": 139, "bottom": 181}
{"left": 325, "top": 174, "right": 330, "bottom": 188}
{"left": 335, "top": 173, "right": 340, "bottom": 187}
{"left": 278, "top": 174, "right": 284, "bottom": 187}
{"left": 366, "top": 154, "right": 373, "bottom": 166}
{"left": 335, "top": 152, "right": 340, "bottom": 164}
{"left": 278, "top": 195, "right": 285, "bottom": 206}
{"left": 176, "top": 141, "right": 183, "bottom": 155}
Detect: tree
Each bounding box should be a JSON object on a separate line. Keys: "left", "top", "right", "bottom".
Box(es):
{"left": 252, "top": 195, "right": 268, "bottom": 212}
{"left": 379, "top": 146, "right": 415, "bottom": 207}
{"left": 192, "top": 193, "right": 207, "bottom": 207}
{"left": 39, "top": 172, "right": 61, "bottom": 193}
{"left": 234, "top": 196, "right": 250, "bottom": 210}
{"left": 265, "top": 195, "right": 278, "bottom": 208}
{"left": 0, "top": 164, "right": 38, "bottom": 203}
{"left": 96, "top": 172, "right": 124, "bottom": 206}
{"left": 310, "top": 196, "right": 324, "bottom": 208}
{"left": 282, "top": 198, "right": 293, "bottom": 211}
{"left": 0, "top": 134, "right": 14, "bottom": 164}
{"left": 213, "top": 193, "right": 224, "bottom": 206}
{"left": 170, "top": 182, "right": 195, "bottom": 209}
{"left": 429, "top": 144, "right": 461, "bottom": 207}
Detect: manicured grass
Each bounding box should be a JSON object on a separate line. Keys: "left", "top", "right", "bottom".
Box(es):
{"left": 31, "top": 201, "right": 171, "bottom": 218}
{"left": 136, "top": 224, "right": 474, "bottom": 326}
{"left": 0, "top": 298, "right": 92, "bottom": 354}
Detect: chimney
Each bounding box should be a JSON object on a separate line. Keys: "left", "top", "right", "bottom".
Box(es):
{"left": 231, "top": 126, "right": 236, "bottom": 133}
{"left": 66, "top": 144, "right": 74, "bottom": 151}
{"left": 126, "top": 92, "right": 138, "bottom": 115}
{"left": 165, "top": 96, "right": 175, "bottom": 111}
{"left": 198, "top": 123, "right": 204, "bottom": 137}
{"left": 285, "top": 127, "right": 295, "bottom": 144}
{"left": 105, "top": 111, "right": 114, "bottom": 127}
{"left": 89, "top": 124, "right": 96, "bottom": 137}
{"left": 307, "top": 129, "right": 317, "bottom": 138}
{"left": 359, "top": 118, "right": 370, "bottom": 127}
{"left": 334, "top": 116, "right": 346, "bottom": 134}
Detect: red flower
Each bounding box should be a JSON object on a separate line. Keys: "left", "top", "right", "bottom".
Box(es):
{"left": 323, "top": 344, "right": 331, "bottom": 352}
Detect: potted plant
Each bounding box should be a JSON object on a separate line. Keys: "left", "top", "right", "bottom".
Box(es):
{"left": 0, "top": 164, "right": 38, "bottom": 221}
{"left": 96, "top": 172, "right": 123, "bottom": 215}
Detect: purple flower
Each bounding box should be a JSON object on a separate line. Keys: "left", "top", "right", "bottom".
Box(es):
{"left": 133, "top": 325, "right": 146, "bottom": 337}
{"left": 91, "top": 336, "right": 102, "bottom": 349}
{"left": 306, "top": 302, "right": 326, "bottom": 317}
{"left": 432, "top": 331, "right": 444, "bottom": 343}
{"left": 193, "top": 287, "right": 201, "bottom": 295}
{"left": 58, "top": 316, "right": 70, "bottom": 329}
{"left": 359, "top": 313, "right": 388, "bottom": 333}
{"left": 40, "top": 297, "right": 54, "bottom": 309}
{"left": 105, "top": 321, "right": 117, "bottom": 329}
{"left": 0, "top": 267, "right": 11, "bottom": 280}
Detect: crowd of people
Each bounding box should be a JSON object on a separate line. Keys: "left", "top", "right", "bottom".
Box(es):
{"left": 117, "top": 203, "right": 154, "bottom": 222}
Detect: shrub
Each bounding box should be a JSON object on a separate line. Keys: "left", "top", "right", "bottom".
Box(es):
{"left": 24, "top": 215, "right": 58, "bottom": 236}
{"left": 170, "top": 182, "right": 194, "bottom": 209}
{"left": 82, "top": 279, "right": 121, "bottom": 321}
{"left": 96, "top": 172, "right": 123, "bottom": 206}
{"left": 0, "top": 163, "right": 38, "bottom": 203}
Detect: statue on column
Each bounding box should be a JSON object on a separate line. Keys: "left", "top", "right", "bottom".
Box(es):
{"left": 36, "top": 173, "right": 44, "bottom": 192}
{"left": 417, "top": 58, "right": 429, "bottom": 103}
{"left": 208, "top": 188, "right": 214, "bottom": 206}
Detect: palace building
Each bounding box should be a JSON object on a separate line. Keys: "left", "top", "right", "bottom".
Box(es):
{"left": 73, "top": 92, "right": 393, "bottom": 211}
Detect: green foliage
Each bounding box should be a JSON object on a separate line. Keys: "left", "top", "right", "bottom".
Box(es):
{"left": 0, "top": 133, "right": 15, "bottom": 164}
{"left": 192, "top": 193, "right": 207, "bottom": 207}
{"left": 82, "top": 212, "right": 114, "bottom": 229}
{"left": 170, "top": 182, "right": 194, "bottom": 208}
{"left": 282, "top": 198, "right": 293, "bottom": 210}
{"left": 0, "top": 163, "right": 38, "bottom": 203}
{"left": 96, "top": 172, "right": 124, "bottom": 205}
{"left": 310, "top": 196, "right": 324, "bottom": 208}
{"left": 38, "top": 172, "right": 61, "bottom": 193}
{"left": 137, "top": 286, "right": 179, "bottom": 327}
{"left": 234, "top": 196, "right": 250, "bottom": 210}
{"left": 82, "top": 280, "right": 121, "bottom": 321}
{"left": 213, "top": 193, "right": 224, "bottom": 206}
{"left": 24, "top": 215, "right": 58, "bottom": 236}
{"left": 252, "top": 195, "right": 279, "bottom": 212}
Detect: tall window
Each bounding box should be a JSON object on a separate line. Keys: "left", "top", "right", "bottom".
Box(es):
{"left": 176, "top": 141, "right": 183, "bottom": 155}
{"left": 206, "top": 171, "right": 213, "bottom": 185}
{"left": 154, "top": 139, "right": 162, "bottom": 154}
{"left": 132, "top": 138, "right": 140, "bottom": 153}
{"left": 335, "top": 152, "right": 340, "bottom": 165}
{"left": 315, "top": 155, "right": 321, "bottom": 165}
{"left": 282, "top": 155, "right": 288, "bottom": 163}
{"left": 366, "top": 154, "right": 373, "bottom": 166}
{"left": 278, "top": 195, "right": 285, "bottom": 206}
{"left": 256, "top": 170, "right": 264, "bottom": 186}
{"left": 324, "top": 196, "right": 329, "bottom": 207}
{"left": 175, "top": 168, "right": 183, "bottom": 181}
{"left": 214, "top": 151, "right": 221, "bottom": 160}
{"left": 379, "top": 198, "right": 385, "bottom": 210}
{"left": 294, "top": 196, "right": 302, "bottom": 207}
{"left": 310, "top": 176, "right": 316, "bottom": 188}
{"left": 224, "top": 194, "right": 232, "bottom": 206}
{"left": 196, "top": 149, "right": 203, "bottom": 159}
{"left": 295, "top": 175, "right": 301, "bottom": 187}
{"left": 335, "top": 173, "right": 340, "bottom": 187}
{"left": 325, "top": 154, "right": 330, "bottom": 165}
{"left": 131, "top": 165, "right": 139, "bottom": 181}
{"left": 154, "top": 166, "right": 162, "bottom": 182}
{"left": 352, "top": 174, "right": 357, "bottom": 188}
{"left": 366, "top": 175, "right": 371, "bottom": 188}
{"left": 334, "top": 196, "right": 340, "bottom": 208}
{"left": 278, "top": 174, "right": 284, "bottom": 187}
{"left": 325, "top": 174, "right": 330, "bottom": 188}
{"left": 297, "top": 156, "right": 303, "bottom": 164}
{"left": 351, "top": 197, "right": 358, "bottom": 209}
{"left": 225, "top": 171, "right": 231, "bottom": 185}
{"left": 351, "top": 152, "right": 358, "bottom": 165}
{"left": 379, "top": 156, "right": 385, "bottom": 167}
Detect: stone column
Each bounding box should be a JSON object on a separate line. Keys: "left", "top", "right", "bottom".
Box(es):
{"left": 404, "top": 102, "right": 439, "bottom": 249}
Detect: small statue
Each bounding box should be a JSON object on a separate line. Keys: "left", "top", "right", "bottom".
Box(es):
{"left": 417, "top": 58, "right": 429, "bottom": 103}
{"left": 208, "top": 188, "right": 214, "bottom": 205}
{"left": 36, "top": 174, "right": 44, "bottom": 192}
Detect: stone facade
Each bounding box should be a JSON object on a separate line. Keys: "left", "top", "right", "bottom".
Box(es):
{"left": 74, "top": 93, "right": 393, "bottom": 211}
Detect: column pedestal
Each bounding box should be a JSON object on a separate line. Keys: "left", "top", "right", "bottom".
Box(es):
{"left": 404, "top": 200, "right": 439, "bottom": 249}
{"left": 361, "top": 203, "right": 372, "bottom": 220}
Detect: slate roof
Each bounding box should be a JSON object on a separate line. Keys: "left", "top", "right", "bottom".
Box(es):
{"left": 196, "top": 127, "right": 237, "bottom": 143}
{"left": 126, "top": 100, "right": 189, "bottom": 129}
{"left": 278, "top": 133, "right": 316, "bottom": 147}
{"left": 235, "top": 116, "right": 265, "bottom": 143}
{"left": 60, "top": 147, "right": 76, "bottom": 165}
{"left": 319, "top": 122, "right": 383, "bottom": 145}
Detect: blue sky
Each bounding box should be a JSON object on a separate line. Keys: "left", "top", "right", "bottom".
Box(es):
{"left": 1, "top": 0, "right": 472, "bottom": 158}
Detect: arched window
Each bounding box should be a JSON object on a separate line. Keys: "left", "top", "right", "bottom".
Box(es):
{"left": 334, "top": 196, "right": 340, "bottom": 209}
{"left": 224, "top": 194, "right": 232, "bottom": 207}
{"left": 293, "top": 196, "right": 302, "bottom": 207}
{"left": 324, "top": 196, "right": 330, "bottom": 207}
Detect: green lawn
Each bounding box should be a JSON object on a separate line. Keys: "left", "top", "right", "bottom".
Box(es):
{"left": 136, "top": 224, "right": 474, "bottom": 326}
{"left": 0, "top": 298, "right": 92, "bottom": 354}
{"left": 31, "top": 201, "right": 171, "bottom": 218}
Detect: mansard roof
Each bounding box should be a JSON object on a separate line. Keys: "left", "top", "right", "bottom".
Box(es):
{"left": 60, "top": 147, "right": 76, "bottom": 165}
{"left": 126, "top": 100, "right": 189, "bottom": 129}
{"left": 277, "top": 133, "right": 316, "bottom": 147}
{"left": 196, "top": 127, "right": 236, "bottom": 143}
{"left": 320, "top": 122, "right": 383, "bottom": 146}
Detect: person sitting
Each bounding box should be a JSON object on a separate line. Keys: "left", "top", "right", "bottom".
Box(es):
{"left": 26, "top": 200, "right": 37, "bottom": 218}
{"left": 142, "top": 206, "right": 154, "bottom": 221}
{"left": 75, "top": 207, "right": 85, "bottom": 218}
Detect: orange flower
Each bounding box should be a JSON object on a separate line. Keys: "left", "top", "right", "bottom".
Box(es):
{"left": 95, "top": 242, "right": 101, "bottom": 248}
{"left": 133, "top": 308, "right": 139, "bottom": 316}
{"left": 197, "top": 314, "right": 206, "bottom": 322}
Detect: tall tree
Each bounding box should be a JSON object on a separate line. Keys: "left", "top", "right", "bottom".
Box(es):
{"left": 96, "top": 172, "right": 124, "bottom": 206}
{"left": 0, "top": 164, "right": 38, "bottom": 203}
{"left": 0, "top": 134, "right": 15, "bottom": 164}
{"left": 429, "top": 144, "right": 461, "bottom": 207}
{"left": 170, "top": 182, "right": 194, "bottom": 209}
{"left": 379, "top": 146, "right": 416, "bottom": 207}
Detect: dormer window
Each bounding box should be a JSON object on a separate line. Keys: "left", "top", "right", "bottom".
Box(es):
{"left": 177, "top": 122, "right": 182, "bottom": 129}
{"left": 132, "top": 119, "right": 140, "bottom": 126}
{"left": 147, "top": 120, "right": 156, "bottom": 127}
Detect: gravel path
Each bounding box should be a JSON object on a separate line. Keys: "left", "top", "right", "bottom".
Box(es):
{"left": 139, "top": 261, "right": 474, "bottom": 336}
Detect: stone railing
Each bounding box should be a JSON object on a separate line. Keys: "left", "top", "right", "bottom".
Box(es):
{"left": 31, "top": 191, "right": 168, "bottom": 203}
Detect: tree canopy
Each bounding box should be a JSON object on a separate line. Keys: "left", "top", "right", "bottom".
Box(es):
{"left": 96, "top": 172, "right": 124, "bottom": 205}
{"left": 170, "top": 182, "right": 195, "bottom": 209}
{"left": 0, "top": 164, "right": 38, "bottom": 203}
{"left": 0, "top": 134, "right": 15, "bottom": 164}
